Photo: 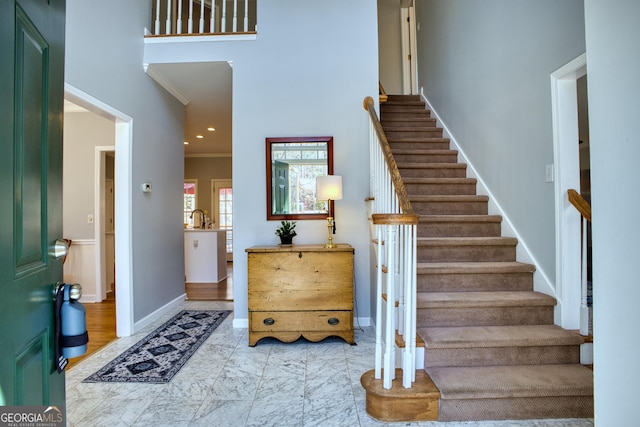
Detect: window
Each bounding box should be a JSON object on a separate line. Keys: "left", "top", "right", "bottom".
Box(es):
{"left": 212, "top": 180, "right": 232, "bottom": 254}
{"left": 184, "top": 180, "right": 197, "bottom": 226}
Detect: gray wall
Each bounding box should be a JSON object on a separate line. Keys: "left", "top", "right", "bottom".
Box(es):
{"left": 66, "top": 0, "right": 186, "bottom": 322}
{"left": 63, "top": 112, "right": 114, "bottom": 239}
{"left": 585, "top": 0, "right": 640, "bottom": 423}
{"left": 184, "top": 156, "right": 232, "bottom": 216}
{"left": 378, "top": 0, "right": 403, "bottom": 94}
{"left": 414, "top": 0, "right": 585, "bottom": 293}
{"left": 145, "top": 0, "right": 379, "bottom": 323}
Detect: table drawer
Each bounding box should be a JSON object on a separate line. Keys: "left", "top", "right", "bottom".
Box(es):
{"left": 250, "top": 310, "right": 352, "bottom": 333}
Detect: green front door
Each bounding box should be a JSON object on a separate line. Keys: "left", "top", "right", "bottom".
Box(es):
{"left": 0, "top": 0, "right": 66, "bottom": 406}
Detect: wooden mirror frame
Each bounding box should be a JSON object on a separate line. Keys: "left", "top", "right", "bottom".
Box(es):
{"left": 266, "top": 136, "right": 334, "bottom": 220}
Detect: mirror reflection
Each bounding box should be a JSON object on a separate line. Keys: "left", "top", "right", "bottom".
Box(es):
{"left": 266, "top": 136, "right": 333, "bottom": 220}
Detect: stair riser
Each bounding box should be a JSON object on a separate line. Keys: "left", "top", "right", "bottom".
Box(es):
{"left": 417, "top": 272, "right": 533, "bottom": 292}
{"left": 386, "top": 129, "right": 444, "bottom": 139}
{"left": 395, "top": 153, "right": 458, "bottom": 163}
{"left": 406, "top": 182, "right": 477, "bottom": 196}
{"left": 424, "top": 346, "right": 580, "bottom": 368}
{"left": 390, "top": 141, "right": 451, "bottom": 150}
{"left": 418, "top": 222, "right": 501, "bottom": 237}
{"left": 382, "top": 120, "right": 437, "bottom": 128}
{"left": 417, "top": 306, "right": 554, "bottom": 327}
{"left": 437, "top": 396, "right": 594, "bottom": 421}
{"left": 417, "top": 245, "right": 516, "bottom": 262}
{"left": 412, "top": 201, "right": 488, "bottom": 215}
{"left": 399, "top": 167, "right": 466, "bottom": 179}
{"left": 381, "top": 112, "right": 432, "bottom": 121}
{"left": 381, "top": 105, "right": 427, "bottom": 113}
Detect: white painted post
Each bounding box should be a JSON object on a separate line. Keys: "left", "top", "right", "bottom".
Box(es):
{"left": 155, "top": 0, "right": 161, "bottom": 35}
{"left": 244, "top": 0, "right": 248, "bottom": 31}
{"left": 232, "top": 0, "right": 238, "bottom": 32}
{"left": 176, "top": 0, "right": 183, "bottom": 34}
{"left": 580, "top": 218, "right": 589, "bottom": 335}
{"left": 221, "top": 0, "right": 227, "bottom": 32}
{"left": 165, "top": 0, "right": 172, "bottom": 35}
{"left": 374, "top": 226, "right": 383, "bottom": 380}
{"left": 188, "top": 0, "right": 194, "bottom": 33}
{"left": 384, "top": 226, "right": 397, "bottom": 389}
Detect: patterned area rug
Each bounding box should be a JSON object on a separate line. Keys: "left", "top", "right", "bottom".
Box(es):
{"left": 83, "top": 310, "right": 230, "bottom": 383}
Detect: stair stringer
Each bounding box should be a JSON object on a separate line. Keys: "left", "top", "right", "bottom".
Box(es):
{"left": 418, "top": 89, "right": 563, "bottom": 327}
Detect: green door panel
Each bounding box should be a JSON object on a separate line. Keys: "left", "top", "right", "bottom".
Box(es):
{"left": 0, "top": 0, "right": 66, "bottom": 407}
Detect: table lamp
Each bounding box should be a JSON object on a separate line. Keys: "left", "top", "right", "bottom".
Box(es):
{"left": 316, "top": 175, "right": 343, "bottom": 248}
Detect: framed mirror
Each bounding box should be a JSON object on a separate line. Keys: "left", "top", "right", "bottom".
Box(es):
{"left": 266, "top": 136, "right": 333, "bottom": 220}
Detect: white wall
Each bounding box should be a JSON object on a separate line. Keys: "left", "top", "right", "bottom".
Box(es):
{"left": 66, "top": 0, "right": 186, "bottom": 323}
{"left": 63, "top": 112, "right": 114, "bottom": 239}
{"left": 145, "top": 0, "right": 379, "bottom": 325}
{"left": 414, "top": 0, "right": 585, "bottom": 296}
{"left": 584, "top": 0, "right": 640, "bottom": 424}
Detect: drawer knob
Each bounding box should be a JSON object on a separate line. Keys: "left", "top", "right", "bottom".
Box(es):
{"left": 263, "top": 317, "right": 275, "bottom": 326}
{"left": 328, "top": 318, "right": 340, "bottom": 326}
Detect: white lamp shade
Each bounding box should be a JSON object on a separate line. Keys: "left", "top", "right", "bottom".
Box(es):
{"left": 316, "top": 175, "right": 343, "bottom": 201}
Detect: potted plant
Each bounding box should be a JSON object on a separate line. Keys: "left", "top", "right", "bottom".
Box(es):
{"left": 275, "top": 220, "right": 297, "bottom": 245}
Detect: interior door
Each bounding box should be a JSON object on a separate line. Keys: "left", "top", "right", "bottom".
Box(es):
{"left": 0, "top": 0, "right": 66, "bottom": 406}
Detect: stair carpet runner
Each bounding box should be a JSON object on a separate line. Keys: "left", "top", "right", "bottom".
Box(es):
{"left": 380, "top": 95, "right": 593, "bottom": 421}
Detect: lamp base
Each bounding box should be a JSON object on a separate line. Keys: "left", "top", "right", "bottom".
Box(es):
{"left": 325, "top": 217, "right": 337, "bottom": 249}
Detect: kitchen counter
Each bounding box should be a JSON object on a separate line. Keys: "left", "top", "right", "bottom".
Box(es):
{"left": 184, "top": 229, "right": 227, "bottom": 283}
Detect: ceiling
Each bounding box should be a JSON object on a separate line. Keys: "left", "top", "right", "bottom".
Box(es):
{"left": 65, "top": 61, "right": 233, "bottom": 157}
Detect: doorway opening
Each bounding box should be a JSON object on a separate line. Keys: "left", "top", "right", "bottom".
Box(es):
{"left": 550, "top": 53, "right": 588, "bottom": 332}
{"left": 64, "top": 83, "right": 135, "bottom": 340}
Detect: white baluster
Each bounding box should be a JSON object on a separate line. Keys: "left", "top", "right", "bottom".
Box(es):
{"left": 199, "top": 0, "right": 205, "bottom": 33}
{"left": 165, "top": 0, "right": 172, "bottom": 35}
{"left": 221, "top": 0, "right": 227, "bottom": 32}
{"left": 244, "top": 0, "right": 248, "bottom": 31}
{"left": 580, "top": 218, "right": 589, "bottom": 335}
{"left": 232, "top": 0, "right": 238, "bottom": 32}
{"left": 155, "top": 0, "right": 161, "bottom": 35}
{"left": 188, "top": 0, "right": 193, "bottom": 33}
{"left": 176, "top": 0, "right": 183, "bottom": 34}
{"left": 374, "top": 226, "right": 383, "bottom": 380}
{"left": 383, "top": 226, "right": 397, "bottom": 389}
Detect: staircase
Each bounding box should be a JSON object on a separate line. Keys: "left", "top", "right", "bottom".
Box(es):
{"left": 371, "top": 95, "right": 593, "bottom": 421}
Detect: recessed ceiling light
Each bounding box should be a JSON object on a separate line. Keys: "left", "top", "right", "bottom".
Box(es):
{"left": 196, "top": 135, "right": 204, "bottom": 139}
{"left": 184, "top": 141, "right": 189, "bottom": 145}
{"left": 207, "top": 127, "right": 215, "bottom": 131}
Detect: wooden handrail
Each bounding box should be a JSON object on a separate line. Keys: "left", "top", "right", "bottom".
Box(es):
{"left": 568, "top": 189, "right": 592, "bottom": 222}
{"left": 372, "top": 213, "right": 420, "bottom": 226}
{"left": 379, "top": 82, "right": 388, "bottom": 103}
{"left": 363, "top": 96, "right": 413, "bottom": 214}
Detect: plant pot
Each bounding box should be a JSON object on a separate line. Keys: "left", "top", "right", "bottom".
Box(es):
{"left": 279, "top": 235, "right": 294, "bottom": 245}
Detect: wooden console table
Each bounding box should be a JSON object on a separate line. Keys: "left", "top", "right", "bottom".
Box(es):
{"left": 246, "top": 244, "right": 354, "bottom": 346}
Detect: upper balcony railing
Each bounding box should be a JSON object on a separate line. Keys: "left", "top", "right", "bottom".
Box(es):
{"left": 150, "top": 0, "right": 257, "bottom": 37}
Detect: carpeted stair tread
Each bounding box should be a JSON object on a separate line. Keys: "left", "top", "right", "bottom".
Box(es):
{"left": 417, "top": 291, "right": 556, "bottom": 308}
{"left": 392, "top": 149, "right": 458, "bottom": 155}
{"left": 418, "top": 325, "right": 584, "bottom": 349}
{"left": 417, "top": 236, "right": 518, "bottom": 246}
{"left": 420, "top": 215, "right": 502, "bottom": 224}
{"left": 388, "top": 137, "right": 450, "bottom": 143}
{"left": 417, "top": 261, "right": 535, "bottom": 274}
{"left": 427, "top": 364, "right": 593, "bottom": 399}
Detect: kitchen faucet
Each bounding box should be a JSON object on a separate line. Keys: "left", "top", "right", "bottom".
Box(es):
{"left": 190, "top": 209, "right": 205, "bottom": 229}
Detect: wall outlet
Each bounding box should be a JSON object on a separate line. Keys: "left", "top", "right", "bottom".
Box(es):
{"left": 87, "top": 214, "right": 94, "bottom": 224}
{"left": 545, "top": 164, "right": 554, "bottom": 183}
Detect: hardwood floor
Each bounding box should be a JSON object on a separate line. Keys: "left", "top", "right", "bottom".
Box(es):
{"left": 185, "top": 262, "right": 234, "bottom": 301}
{"left": 66, "top": 291, "right": 117, "bottom": 370}
{"left": 66, "top": 263, "right": 233, "bottom": 370}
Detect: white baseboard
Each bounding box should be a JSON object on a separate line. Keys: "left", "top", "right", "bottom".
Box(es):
{"left": 233, "top": 318, "right": 248, "bottom": 329}
{"left": 133, "top": 293, "right": 187, "bottom": 334}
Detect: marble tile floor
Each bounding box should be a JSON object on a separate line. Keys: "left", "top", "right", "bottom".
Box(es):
{"left": 66, "top": 300, "right": 595, "bottom": 427}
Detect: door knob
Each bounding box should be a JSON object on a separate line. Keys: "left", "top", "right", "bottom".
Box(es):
{"left": 52, "top": 239, "right": 70, "bottom": 260}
